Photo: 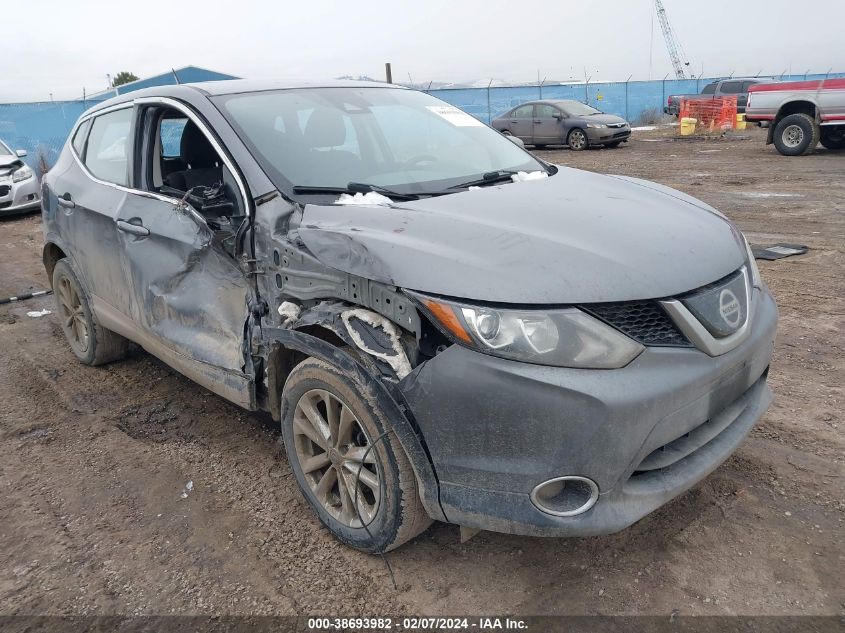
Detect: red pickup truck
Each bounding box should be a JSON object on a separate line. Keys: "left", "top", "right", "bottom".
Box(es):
{"left": 745, "top": 78, "right": 845, "bottom": 155}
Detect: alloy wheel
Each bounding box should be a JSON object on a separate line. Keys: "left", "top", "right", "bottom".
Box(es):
{"left": 292, "top": 389, "right": 381, "bottom": 527}
{"left": 783, "top": 124, "right": 804, "bottom": 148}
{"left": 56, "top": 275, "right": 89, "bottom": 353}
{"left": 569, "top": 129, "right": 587, "bottom": 150}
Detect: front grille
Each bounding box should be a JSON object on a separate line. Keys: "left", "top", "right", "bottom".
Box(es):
{"left": 582, "top": 300, "right": 691, "bottom": 347}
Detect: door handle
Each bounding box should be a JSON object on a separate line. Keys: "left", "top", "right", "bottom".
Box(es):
{"left": 57, "top": 193, "right": 75, "bottom": 209}
{"left": 116, "top": 219, "right": 150, "bottom": 237}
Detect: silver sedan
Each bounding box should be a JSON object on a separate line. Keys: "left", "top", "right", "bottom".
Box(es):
{"left": 0, "top": 139, "right": 41, "bottom": 216}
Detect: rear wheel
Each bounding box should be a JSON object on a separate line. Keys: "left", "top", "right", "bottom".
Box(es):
{"left": 280, "top": 356, "right": 431, "bottom": 552}
{"left": 52, "top": 259, "right": 130, "bottom": 366}
{"left": 773, "top": 113, "right": 819, "bottom": 156}
{"left": 567, "top": 128, "right": 589, "bottom": 151}
{"left": 820, "top": 128, "right": 845, "bottom": 150}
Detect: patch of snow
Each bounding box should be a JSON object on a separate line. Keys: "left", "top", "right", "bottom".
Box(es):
{"left": 26, "top": 309, "right": 51, "bottom": 318}
{"left": 511, "top": 171, "right": 548, "bottom": 183}
{"left": 277, "top": 301, "right": 301, "bottom": 325}
{"left": 180, "top": 480, "right": 193, "bottom": 499}
{"left": 341, "top": 309, "right": 412, "bottom": 379}
{"left": 631, "top": 126, "right": 657, "bottom": 131}
{"left": 740, "top": 192, "right": 803, "bottom": 199}
{"left": 335, "top": 191, "right": 393, "bottom": 206}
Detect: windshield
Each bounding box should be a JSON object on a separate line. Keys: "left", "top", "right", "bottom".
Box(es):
{"left": 213, "top": 87, "right": 545, "bottom": 195}
{"left": 560, "top": 102, "right": 602, "bottom": 117}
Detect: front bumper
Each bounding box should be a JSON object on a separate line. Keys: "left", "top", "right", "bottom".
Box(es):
{"left": 586, "top": 127, "right": 631, "bottom": 144}
{"left": 400, "top": 288, "right": 778, "bottom": 536}
{"left": 0, "top": 174, "right": 41, "bottom": 215}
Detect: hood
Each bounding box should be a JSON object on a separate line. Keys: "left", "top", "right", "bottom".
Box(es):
{"left": 296, "top": 167, "right": 746, "bottom": 304}
{"left": 0, "top": 155, "right": 24, "bottom": 169}
{"left": 579, "top": 114, "right": 628, "bottom": 125}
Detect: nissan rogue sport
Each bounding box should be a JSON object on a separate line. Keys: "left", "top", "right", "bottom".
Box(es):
{"left": 41, "top": 80, "right": 777, "bottom": 552}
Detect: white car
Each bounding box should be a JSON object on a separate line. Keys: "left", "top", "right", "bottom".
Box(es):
{"left": 0, "top": 139, "right": 40, "bottom": 215}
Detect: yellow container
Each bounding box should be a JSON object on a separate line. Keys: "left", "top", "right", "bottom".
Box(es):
{"left": 736, "top": 113, "right": 747, "bottom": 130}
{"left": 680, "top": 117, "right": 697, "bottom": 136}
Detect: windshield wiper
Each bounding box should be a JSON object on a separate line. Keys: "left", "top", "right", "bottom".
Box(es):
{"left": 447, "top": 170, "right": 520, "bottom": 190}
{"left": 291, "top": 182, "right": 422, "bottom": 201}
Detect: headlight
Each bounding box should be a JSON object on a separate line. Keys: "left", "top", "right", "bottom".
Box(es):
{"left": 743, "top": 234, "right": 762, "bottom": 289}
{"left": 412, "top": 294, "right": 644, "bottom": 368}
{"left": 585, "top": 123, "right": 607, "bottom": 129}
{"left": 12, "top": 166, "right": 33, "bottom": 183}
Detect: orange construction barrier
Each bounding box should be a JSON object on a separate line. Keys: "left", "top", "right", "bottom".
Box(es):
{"left": 678, "top": 96, "right": 738, "bottom": 134}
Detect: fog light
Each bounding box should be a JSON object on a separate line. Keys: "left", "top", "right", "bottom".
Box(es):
{"left": 530, "top": 476, "right": 599, "bottom": 517}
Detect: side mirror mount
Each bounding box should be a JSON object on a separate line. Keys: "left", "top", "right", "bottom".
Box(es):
{"left": 505, "top": 134, "right": 525, "bottom": 148}
{"left": 553, "top": 112, "right": 565, "bottom": 120}
{"left": 16, "top": 149, "right": 27, "bottom": 158}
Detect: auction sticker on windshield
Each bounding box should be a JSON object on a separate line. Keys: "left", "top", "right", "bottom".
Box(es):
{"left": 426, "top": 105, "right": 484, "bottom": 126}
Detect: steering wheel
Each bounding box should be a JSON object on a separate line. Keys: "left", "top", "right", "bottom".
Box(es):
{"left": 403, "top": 154, "right": 439, "bottom": 169}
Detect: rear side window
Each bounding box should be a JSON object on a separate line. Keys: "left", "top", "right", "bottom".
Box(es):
{"left": 701, "top": 82, "right": 717, "bottom": 94}
{"left": 84, "top": 108, "right": 133, "bottom": 186}
{"left": 71, "top": 119, "right": 91, "bottom": 156}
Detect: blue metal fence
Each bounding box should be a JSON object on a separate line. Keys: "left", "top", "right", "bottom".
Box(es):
{"left": 428, "top": 73, "right": 845, "bottom": 124}
{"left": 3, "top": 71, "right": 844, "bottom": 176}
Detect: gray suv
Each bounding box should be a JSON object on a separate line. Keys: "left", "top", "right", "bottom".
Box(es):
{"left": 42, "top": 80, "right": 777, "bottom": 552}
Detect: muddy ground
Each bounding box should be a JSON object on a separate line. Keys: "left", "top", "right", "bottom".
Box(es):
{"left": 1, "top": 126, "right": 842, "bottom": 618}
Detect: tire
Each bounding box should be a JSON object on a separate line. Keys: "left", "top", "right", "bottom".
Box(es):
{"left": 772, "top": 113, "right": 819, "bottom": 156}
{"left": 567, "top": 128, "right": 589, "bottom": 151}
{"left": 820, "top": 129, "right": 845, "bottom": 150}
{"left": 52, "top": 259, "right": 130, "bottom": 366}
{"left": 280, "top": 356, "right": 431, "bottom": 553}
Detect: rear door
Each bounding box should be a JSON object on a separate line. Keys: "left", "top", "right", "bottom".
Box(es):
{"left": 113, "top": 101, "right": 255, "bottom": 408}
{"left": 507, "top": 104, "right": 535, "bottom": 143}
{"left": 56, "top": 106, "right": 135, "bottom": 315}
{"left": 533, "top": 104, "right": 564, "bottom": 144}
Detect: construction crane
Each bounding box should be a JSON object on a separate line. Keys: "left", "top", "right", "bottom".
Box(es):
{"left": 654, "top": 0, "right": 691, "bottom": 79}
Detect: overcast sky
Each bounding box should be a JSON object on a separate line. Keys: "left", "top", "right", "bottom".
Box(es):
{"left": 3, "top": 0, "right": 844, "bottom": 102}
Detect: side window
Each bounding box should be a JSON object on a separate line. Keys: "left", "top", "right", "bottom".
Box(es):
{"left": 71, "top": 119, "right": 91, "bottom": 156}
{"left": 536, "top": 104, "right": 559, "bottom": 118}
{"left": 512, "top": 105, "right": 534, "bottom": 118}
{"left": 720, "top": 81, "right": 743, "bottom": 94}
{"left": 701, "top": 82, "right": 717, "bottom": 95}
{"left": 84, "top": 108, "right": 133, "bottom": 186}
{"left": 741, "top": 81, "right": 757, "bottom": 92}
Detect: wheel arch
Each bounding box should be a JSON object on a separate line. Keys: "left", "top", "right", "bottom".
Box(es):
{"left": 263, "top": 325, "right": 446, "bottom": 522}
{"left": 42, "top": 242, "right": 67, "bottom": 288}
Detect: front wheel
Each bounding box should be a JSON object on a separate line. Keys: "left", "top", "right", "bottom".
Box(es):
{"left": 773, "top": 113, "right": 819, "bottom": 156}
{"left": 567, "top": 128, "right": 589, "bottom": 151}
{"left": 280, "top": 356, "right": 431, "bottom": 552}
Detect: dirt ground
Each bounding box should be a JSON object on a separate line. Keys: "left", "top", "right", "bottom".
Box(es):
{"left": 1, "top": 126, "right": 842, "bottom": 618}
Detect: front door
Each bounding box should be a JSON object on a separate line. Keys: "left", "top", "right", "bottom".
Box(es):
{"left": 114, "top": 103, "right": 255, "bottom": 408}
{"left": 533, "top": 104, "right": 565, "bottom": 144}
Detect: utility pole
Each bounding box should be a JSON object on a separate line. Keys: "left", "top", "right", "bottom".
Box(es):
{"left": 385, "top": 63, "right": 393, "bottom": 84}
